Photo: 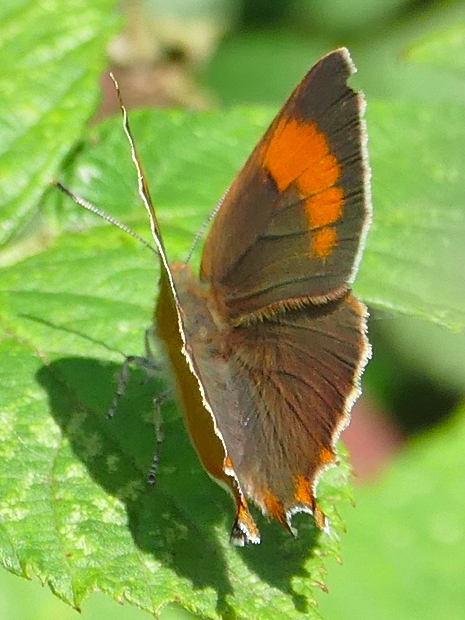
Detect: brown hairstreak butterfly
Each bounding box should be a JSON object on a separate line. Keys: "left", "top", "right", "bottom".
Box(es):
{"left": 58, "top": 47, "right": 371, "bottom": 545}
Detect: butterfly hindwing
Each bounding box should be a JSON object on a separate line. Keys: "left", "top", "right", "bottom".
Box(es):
{"left": 185, "top": 292, "right": 369, "bottom": 532}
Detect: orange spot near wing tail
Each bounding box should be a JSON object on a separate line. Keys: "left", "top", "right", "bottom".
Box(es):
{"left": 293, "top": 474, "right": 314, "bottom": 505}
{"left": 231, "top": 495, "right": 260, "bottom": 545}
{"left": 293, "top": 475, "right": 328, "bottom": 531}
{"left": 319, "top": 445, "right": 336, "bottom": 464}
{"left": 263, "top": 490, "right": 296, "bottom": 536}
{"left": 264, "top": 491, "right": 287, "bottom": 523}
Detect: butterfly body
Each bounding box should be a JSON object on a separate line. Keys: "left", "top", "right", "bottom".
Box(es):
{"left": 156, "top": 263, "right": 262, "bottom": 542}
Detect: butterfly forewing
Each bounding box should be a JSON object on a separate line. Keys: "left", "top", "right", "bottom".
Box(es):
{"left": 200, "top": 48, "right": 371, "bottom": 322}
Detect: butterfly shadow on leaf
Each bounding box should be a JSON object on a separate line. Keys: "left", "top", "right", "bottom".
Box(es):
{"left": 37, "top": 355, "right": 326, "bottom": 616}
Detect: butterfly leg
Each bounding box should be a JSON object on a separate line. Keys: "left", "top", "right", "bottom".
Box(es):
{"left": 146, "top": 388, "right": 172, "bottom": 485}
{"left": 143, "top": 326, "right": 158, "bottom": 367}
{"left": 107, "top": 327, "right": 161, "bottom": 418}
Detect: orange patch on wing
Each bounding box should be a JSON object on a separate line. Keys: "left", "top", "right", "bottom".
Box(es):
{"left": 293, "top": 475, "right": 314, "bottom": 505}
{"left": 262, "top": 116, "right": 344, "bottom": 260}
{"left": 299, "top": 151, "right": 340, "bottom": 195}
{"left": 264, "top": 491, "right": 287, "bottom": 524}
{"left": 306, "top": 186, "right": 343, "bottom": 258}
{"left": 236, "top": 499, "right": 260, "bottom": 540}
{"left": 293, "top": 475, "right": 327, "bottom": 530}
{"left": 319, "top": 446, "right": 335, "bottom": 464}
{"left": 305, "top": 187, "right": 344, "bottom": 228}
{"left": 263, "top": 118, "right": 340, "bottom": 193}
{"left": 312, "top": 227, "right": 337, "bottom": 258}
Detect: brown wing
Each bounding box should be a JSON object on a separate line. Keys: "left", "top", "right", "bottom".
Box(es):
{"left": 200, "top": 48, "right": 371, "bottom": 322}
{"left": 190, "top": 292, "right": 370, "bottom": 534}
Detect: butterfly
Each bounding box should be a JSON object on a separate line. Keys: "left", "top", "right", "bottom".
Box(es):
{"left": 151, "top": 48, "right": 371, "bottom": 545}
{"left": 59, "top": 47, "right": 371, "bottom": 545}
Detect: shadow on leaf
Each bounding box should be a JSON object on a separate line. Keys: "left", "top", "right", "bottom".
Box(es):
{"left": 37, "top": 356, "right": 323, "bottom": 616}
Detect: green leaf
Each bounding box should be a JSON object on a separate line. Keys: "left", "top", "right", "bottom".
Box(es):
{"left": 1, "top": 109, "right": 353, "bottom": 619}
{"left": 2, "top": 11, "right": 465, "bottom": 616}
{"left": 0, "top": 0, "right": 119, "bottom": 250}
{"left": 317, "top": 404, "right": 465, "bottom": 620}
{"left": 406, "top": 22, "right": 465, "bottom": 73}
{"left": 360, "top": 99, "right": 465, "bottom": 330}
{"left": 380, "top": 316, "right": 465, "bottom": 394}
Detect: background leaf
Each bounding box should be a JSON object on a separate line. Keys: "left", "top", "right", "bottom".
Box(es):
{"left": 318, "top": 403, "right": 465, "bottom": 620}
{"left": 0, "top": 0, "right": 119, "bottom": 251}
{"left": 406, "top": 22, "right": 465, "bottom": 73}
{"left": 361, "top": 99, "right": 465, "bottom": 330}
{"left": 2, "top": 76, "right": 465, "bottom": 613}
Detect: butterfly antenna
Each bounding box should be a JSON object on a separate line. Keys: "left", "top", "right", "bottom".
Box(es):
{"left": 185, "top": 191, "right": 225, "bottom": 263}
{"left": 52, "top": 180, "right": 158, "bottom": 258}
{"left": 109, "top": 73, "right": 168, "bottom": 262}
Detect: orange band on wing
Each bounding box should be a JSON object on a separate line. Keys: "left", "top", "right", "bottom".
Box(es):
{"left": 263, "top": 117, "right": 341, "bottom": 194}
{"left": 306, "top": 187, "right": 343, "bottom": 257}
{"left": 299, "top": 151, "right": 340, "bottom": 195}
{"left": 305, "top": 187, "right": 343, "bottom": 227}
{"left": 312, "top": 227, "right": 336, "bottom": 258}
{"left": 262, "top": 116, "right": 344, "bottom": 259}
